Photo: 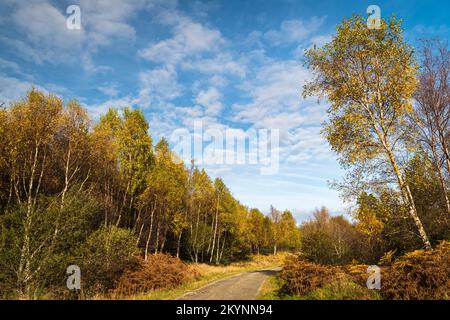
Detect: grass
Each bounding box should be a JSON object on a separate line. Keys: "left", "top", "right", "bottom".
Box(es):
{"left": 301, "top": 278, "right": 381, "bottom": 300}
{"left": 258, "top": 274, "right": 381, "bottom": 300}
{"left": 258, "top": 275, "right": 285, "bottom": 300}
{"left": 128, "top": 254, "right": 287, "bottom": 300}
{"left": 257, "top": 275, "right": 301, "bottom": 300}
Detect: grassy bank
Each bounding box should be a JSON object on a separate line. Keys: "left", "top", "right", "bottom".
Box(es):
{"left": 258, "top": 274, "right": 381, "bottom": 300}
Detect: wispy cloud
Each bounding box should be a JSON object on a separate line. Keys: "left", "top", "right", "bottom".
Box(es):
{"left": 1, "top": 0, "right": 149, "bottom": 72}
{"left": 263, "top": 16, "right": 326, "bottom": 46}
{"left": 139, "top": 15, "right": 224, "bottom": 66}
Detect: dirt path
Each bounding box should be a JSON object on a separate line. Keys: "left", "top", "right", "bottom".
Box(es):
{"left": 177, "top": 267, "right": 281, "bottom": 300}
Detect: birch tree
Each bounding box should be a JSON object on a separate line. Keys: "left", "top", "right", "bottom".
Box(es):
{"left": 304, "top": 16, "right": 432, "bottom": 249}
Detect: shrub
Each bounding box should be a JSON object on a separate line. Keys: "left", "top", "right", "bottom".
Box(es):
{"left": 344, "top": 263, "right": 372, "bottom": 288}
{"left": 112, "top": 253, "right": 196, "bottom": 297}
{"left": 381, "top": 241, "right": 450, "bottom": 300}
{"left": 279, "top": 256, "right": 340, "bottom": 296}
{"left": 79, "top": 226, "right": 139, "bottom": 294}
{"left": 280, "top": 241, "right": 450, "bottom": 300}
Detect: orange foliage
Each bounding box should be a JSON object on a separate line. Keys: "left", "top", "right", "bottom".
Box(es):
{"left": 280, "top": 256, "right": 342, "bottom": 295}
{"left": 111, "top": 254, "right": 197, "bottom": 297}
{"left": 381, "top": 241, "right": 450, "bottom": 300}
{"left": 281, "top": 241, "right": 450, "bottom": 299}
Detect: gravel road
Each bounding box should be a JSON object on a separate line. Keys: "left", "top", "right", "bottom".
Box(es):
{"left": 177, "top": 267, "right": 281, "bottom": 300}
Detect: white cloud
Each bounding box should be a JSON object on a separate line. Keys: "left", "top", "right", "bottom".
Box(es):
{"left": 81, "top": 53, "right": 113, "bottom": 74}
{"left": 182, "top": 53, "right": 246, "bottom": 78}
{"left": 139, "top": 17, "right": 224, "bottom": 65}
{"left": 263, "top": 16, "right": 326, "bottom": 46}
{"left": 229, "top": 53, "right": 334, "bottom": 166}
{"left": 0, "top": 74, "right": 70, "bottom": 105}
{"left": 195, "top": 87, "right": 223, "bottom": 116}
{"left": 10, "top": 2, "right": 84, "bottom": 63}
{"left": 97, "top": 83, "right": 119, "bottom": 98}
{"left": 5, "top": 41, "right": 36, "bottom": 65}
{"left": 233, "top": 60, "right": 311, "bottom": 127}
{"left": 0, "top": 74, "right": 36, "bottom": 104}
{"left": 0, "top": 58, "right": 20, "bottom": 73}
{"left": 181, "top": 53, "right": 246, "bottom": 77}
{"left": 285, "top": 126, "right": 333, "bottom": 163}
{"left": 208, "top": 75, "right": 228, "bottom": 87}
{"left": 79, "top": 0, "right": 141, "bottom": 46}
{"left": 138, "top": 66, "right": 183, "bottom": 107}
{"left": 0, "top": 57, "right": 33, "bottom": 80}
{"left": 1, "top": 0, "right": 150, "bottom": 72}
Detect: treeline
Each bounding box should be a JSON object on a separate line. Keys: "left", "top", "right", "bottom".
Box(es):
{"left": 299, "top": 16, "right": 449, "bottom": 265}
{"left": 0, "top": 91, "right": 300, "bottom": 298}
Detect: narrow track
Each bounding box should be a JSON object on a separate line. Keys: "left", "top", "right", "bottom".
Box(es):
{"left": 177, "top": 267, "right": 281, "bottom": 300}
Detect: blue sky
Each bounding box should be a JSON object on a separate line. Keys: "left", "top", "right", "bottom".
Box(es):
{"left": 1, "top": 0, "right": 449, "bottom": 221}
